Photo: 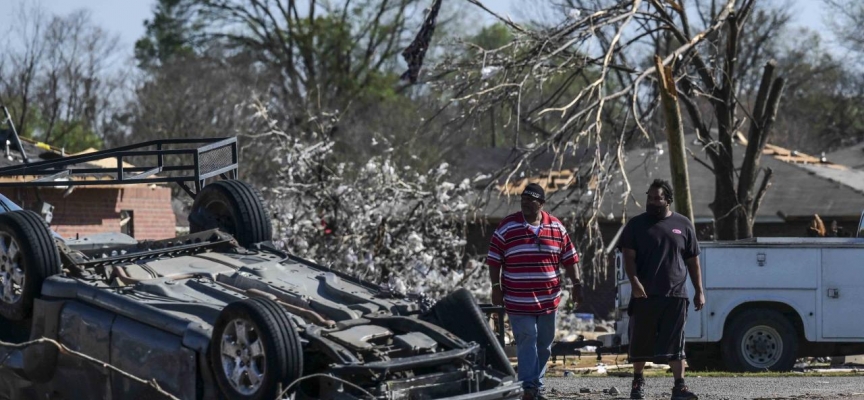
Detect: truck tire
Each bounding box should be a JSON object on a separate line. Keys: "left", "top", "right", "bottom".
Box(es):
{"left": 424, "top": 288, "right": 515, "bottom": 376}
{"left": 189, "top": 180, "right": 272, "bottom": 247}
{"left": 722, "top": 309, "right": 798, "bottom": 372}
{"left": 210, "top": 297, "right": 303, "bottom": 400}
{"left": 0, "top": 210, "right": 62, "bottom": 321}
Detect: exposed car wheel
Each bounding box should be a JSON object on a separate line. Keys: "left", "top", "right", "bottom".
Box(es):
{"left": 210, "top": 298, "right": 303, "bottom": 400}
{"left": 189, "top": 180, "right": 272, "bottom": 247}
{"left": 722, "top": 309, "right": 798, "bottom": 372}
{"left": 0, "top": 210, "right": 62, "bottom": 321}
{"left": 425, "top": 288, "right": 515, "bottom": 376}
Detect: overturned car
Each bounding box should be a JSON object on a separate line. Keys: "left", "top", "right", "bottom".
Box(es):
{"left": 0, "top": 137, "right": 520, "bottom": 400}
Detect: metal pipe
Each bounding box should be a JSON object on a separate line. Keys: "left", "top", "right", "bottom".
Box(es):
{"left": 211, "top": 281, "right": 335, "bottom": 328}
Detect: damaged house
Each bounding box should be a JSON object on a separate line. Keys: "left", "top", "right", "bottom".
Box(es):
{"left": 0, "top": 137, "right": 176, "bottom": 240}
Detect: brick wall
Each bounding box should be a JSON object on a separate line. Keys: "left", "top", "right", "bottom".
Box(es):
{"left": 0, "top": 186, "right": 176, "bottom": 240}
{"left": 117, "top": 186, "right": 176, "bottom": 239}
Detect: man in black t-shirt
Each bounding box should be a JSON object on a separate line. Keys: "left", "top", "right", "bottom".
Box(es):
{"left": 619, "top": 179, "right": 705, "bottom": 400}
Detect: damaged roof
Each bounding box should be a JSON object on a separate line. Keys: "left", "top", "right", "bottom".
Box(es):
{"left": 470, "top": 134, "right": 864, "bottom": 222}
{"left": 826, "top": 142, "right": 864, "bottom": 170}
{"left": 0, "top": 135, "right": 147, "bottom": 187}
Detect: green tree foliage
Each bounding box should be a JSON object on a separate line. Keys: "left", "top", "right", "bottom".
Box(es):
{"left": 135, "top": 0, "right": 199, "bottom": 68}
{"left": 191, "top": 0, "right": 424, "bottom": 112}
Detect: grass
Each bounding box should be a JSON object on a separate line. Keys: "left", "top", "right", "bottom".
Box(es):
{"left": 603, "top": 369, "right": 864, "bottom": 378}
{"left": 537, "top": 355, "right": 864, "bottom": 378}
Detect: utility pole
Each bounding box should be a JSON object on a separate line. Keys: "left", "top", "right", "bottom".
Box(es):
{"left": 654, "top": 55, "right": 694, "bottom": 222}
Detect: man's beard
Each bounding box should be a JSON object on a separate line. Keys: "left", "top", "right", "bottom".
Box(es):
{"left": 646, "top": 204, "right": 666, "bottom": 217}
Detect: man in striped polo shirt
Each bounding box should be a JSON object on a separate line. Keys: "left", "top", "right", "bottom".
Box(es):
{"left": 487, "top": 183, "right": 583, "bottom": 400}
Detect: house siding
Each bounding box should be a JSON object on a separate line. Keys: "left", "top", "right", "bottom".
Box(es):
{"left": 0, "top": 186, "right": 176, "bottom": 240}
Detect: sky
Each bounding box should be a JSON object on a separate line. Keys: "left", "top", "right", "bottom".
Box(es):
{"left": 0, "top": 0, "right": 843, "bottom": 61}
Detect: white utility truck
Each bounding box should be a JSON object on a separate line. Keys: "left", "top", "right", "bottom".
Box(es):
{"left": 600, "top": 212, "right": 864, "bottom": 371}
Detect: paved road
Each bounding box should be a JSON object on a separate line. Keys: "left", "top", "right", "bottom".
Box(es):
{"left": 544, "top": 376, "right": 864, "bottom": 399}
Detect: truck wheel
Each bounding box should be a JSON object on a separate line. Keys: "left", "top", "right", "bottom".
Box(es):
{"left": 210, "top": 298, "right": 303, "bottom": 400}
{"left": 722, "top": 309, "right": 798, "bottom": 372}
{"left": 189, "top": 180, "right": 272, "bottom": 247}
{"left": 0, "top": 210, "right": 62, "bottom": 321}
{"left": 424, "top": 288, "right": 515, "bottom": 376}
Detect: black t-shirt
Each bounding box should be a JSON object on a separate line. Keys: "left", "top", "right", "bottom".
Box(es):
{"left": 619, "top": 211, "right": 700, "bottom": 298}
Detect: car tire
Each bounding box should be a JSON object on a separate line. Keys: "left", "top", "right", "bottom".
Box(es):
{"left": 722, "top": 309, "right": 798, "bottom": 372}
{"left": 189, "top": 180, "right": 272, "bottom": 247}
{"left": 0, "top": 210, "right": 62, "bottom": 321}
{"left": 425, "top": 288, "right": 515, "bottom": 376}
{"left": 210, "top": 297, "right": 303, "bottom": 400}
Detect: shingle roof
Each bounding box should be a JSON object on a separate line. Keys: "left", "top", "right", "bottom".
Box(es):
{"left": 826, "top": 142, "right": 864, "bottom": 170}
{"left": 473, "top": 135, "right": 864, "bottom": 222}
{"left": 450, "top": 145, "right": 599, "bottom": 183}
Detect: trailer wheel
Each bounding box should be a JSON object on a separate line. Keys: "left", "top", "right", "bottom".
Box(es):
{"left": 722, "top": 309, "right": 798, "bottom": 372}
{"left": 0, "top": 210, "right": 62, "bottom": 321}
{"left": 189, "top": 180, "right": 272, "bottom": 247}
{"left": 424, "top": 288, "right": 515, "bottom": 376}
{"left": 210, "top": 298, "right": 303, "bottom": 400}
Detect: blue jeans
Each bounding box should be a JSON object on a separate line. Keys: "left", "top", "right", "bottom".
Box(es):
{"left": 509, "top": 311, "right": 557, "bottom": 392}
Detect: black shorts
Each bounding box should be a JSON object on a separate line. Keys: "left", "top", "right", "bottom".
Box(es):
{"left": 627, "top": 296, "right": 688, "bottom": 364}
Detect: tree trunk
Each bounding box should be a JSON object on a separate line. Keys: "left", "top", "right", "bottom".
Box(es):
{"left": 711, "top": 167, "right": 739, "bottom": 240}
{"left": 655, "top": 56, "right": 694, "bottom": 222}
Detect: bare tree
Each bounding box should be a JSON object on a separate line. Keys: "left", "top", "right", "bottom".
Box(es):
{"left": 107, "top": 49, "right": 273, "bottom": 196}
{"left": 645, "top": 0, "right": 787, "bottom": 240}
{"left": 430, "top": 0, "right": 715, "bottom": 276}
{"left": 0, "top": 4, "right": 125, "bottom": 152}
{"left": 0, "top": 3, "right": 49, "bottom": 137}
{"left": 433, "top": 0, "right": 791, "bottom": 267}
{"left": 823, "top": 0, "right": 864, "bottom": 56}
{"left": 38, "top": 10, "right": 124, "bottom": 146}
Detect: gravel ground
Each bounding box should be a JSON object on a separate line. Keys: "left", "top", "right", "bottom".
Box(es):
{"left": 544, "top": 376, "right": 864, "bottom": 399}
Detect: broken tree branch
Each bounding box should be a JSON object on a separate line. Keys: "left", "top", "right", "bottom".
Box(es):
{"left": 737, "top": 60, "right": 777, "bottom": 200}
{"left": 655, "top": 55, "right": 694, "bottom": 222}
{"left": 751, "top": 167, "right": 774, "bottom": 219}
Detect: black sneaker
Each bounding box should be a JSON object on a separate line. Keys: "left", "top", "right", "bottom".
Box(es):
{"left": 671, "top": 384, "right": 698, "bottom": 400}
{"left": 630, "top": 377, "right": 645, "bottom": 399}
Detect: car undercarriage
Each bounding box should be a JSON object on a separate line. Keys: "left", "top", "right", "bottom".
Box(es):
{"left": 0, "top": 134, "right": 521, "bottom": 400}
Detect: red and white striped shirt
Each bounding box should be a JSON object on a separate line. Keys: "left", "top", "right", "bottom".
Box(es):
{"left": 486, "top": 211, "right": 579, "bottom": 315}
